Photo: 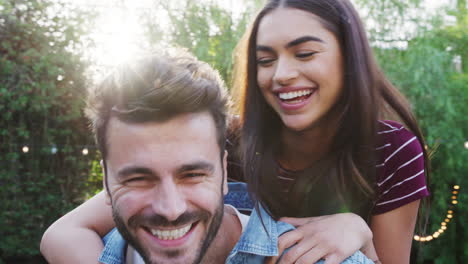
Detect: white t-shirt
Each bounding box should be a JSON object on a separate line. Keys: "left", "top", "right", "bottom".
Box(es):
{"left": 126, "top": 205, "right": 249, "bottom": 264}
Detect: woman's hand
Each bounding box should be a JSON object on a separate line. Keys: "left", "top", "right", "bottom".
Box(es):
{"left": 265, "top": 213, "right": 377, "bottom": 264}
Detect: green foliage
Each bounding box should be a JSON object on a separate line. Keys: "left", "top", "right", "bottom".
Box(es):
{"left": 376, "top": 40, "right": 468, "bottom": 263}
{"left": 0, "top": 0, "right": 98, "bottom": 258}
{"left": 141, "top": 0, "right": 261, "bottom": 86}
{"left": 0, "top": 0, "right": 466, "bottom": 262}
{"left": 85, "top": 158, "right": 104, "bottom": 198}
{"left": 354, "top": 0, "right": 425, "bottom": 43}
{"left": 369, "top": 1, "right": 468, "bottom": 262}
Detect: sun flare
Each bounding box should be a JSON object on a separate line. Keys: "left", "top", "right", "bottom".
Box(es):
{"left": 92, "top": 6, "right": 142, "bottom": 68}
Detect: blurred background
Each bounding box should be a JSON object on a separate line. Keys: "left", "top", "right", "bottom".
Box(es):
{"left": 0, "top": 0, "right": 466, "bottom": 263}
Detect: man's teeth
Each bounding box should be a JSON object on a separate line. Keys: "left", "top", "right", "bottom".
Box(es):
{"left": 278, "top": 90, "right": 312, "bottom": 100}
{"left": 151, "top": 224, "right": 192, "bottom": 240}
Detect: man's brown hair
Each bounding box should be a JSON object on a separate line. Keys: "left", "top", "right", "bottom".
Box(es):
{"left": 85, "top": 51, "right": 228, "bottom": 163}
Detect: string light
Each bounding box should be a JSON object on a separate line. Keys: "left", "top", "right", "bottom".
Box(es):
{"left": 51, "top": 146, "right": 58, "bottom": 154}
{"left": 22, "top": 146, "right": 29, "bottom": 153}
{"left": 414, "top": 185, "right": 460, "bottom": 242}
{"left": 82, "top": 148, "right": 89, "bottom": 155}
{"left": 12, "top": 143, "right": 95, "bottom": 155}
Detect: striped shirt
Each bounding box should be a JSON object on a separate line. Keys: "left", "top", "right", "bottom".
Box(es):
{"left": 373, "top": 120, "right": 429, "bottom": 214}
{"left": 277, "top": 120, "right": 429, "bottom": 215}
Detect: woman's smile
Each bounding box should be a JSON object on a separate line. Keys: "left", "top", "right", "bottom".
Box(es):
{"left": 256, "top": 8, "right": 344, "bottom": 131}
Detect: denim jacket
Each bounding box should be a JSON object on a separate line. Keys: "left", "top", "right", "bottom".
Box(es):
{"left": 226, "top": 204, "right": 373, "bottom": 264}
{"left": 99, "top": 183, "right": 373, "bottom": 264}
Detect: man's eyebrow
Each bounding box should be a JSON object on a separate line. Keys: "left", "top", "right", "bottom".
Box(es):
{"left": 286, "top": 36, "right": 324, "bottom": 48}
{"left": 176, "top": 161, "right": 215, "bottom": 174}
{"left": 117, "top": 166, "right": 153, "bottom": 179}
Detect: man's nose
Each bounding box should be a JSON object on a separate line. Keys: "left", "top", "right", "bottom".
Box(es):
{"left": 151, "top": 180, "right": 187, "bottom": 222}
{"left": 272, "top": 58, "right": 299, "bottom": 85}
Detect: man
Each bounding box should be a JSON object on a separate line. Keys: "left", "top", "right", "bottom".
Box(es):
{"left": 87, "top": 52, "right": 241, "bottom": 264}
{"left": 41, "top": 51, "right": 374, "bottom": 264}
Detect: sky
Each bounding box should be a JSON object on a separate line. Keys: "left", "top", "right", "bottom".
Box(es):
{"left": 62, "top": 0, "right": 453, "bottom": 78}
{"left": 65, "top": 0, "right": 248, "bottom": 74}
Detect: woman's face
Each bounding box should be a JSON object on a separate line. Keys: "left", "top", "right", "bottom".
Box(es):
{"left": 256, "top": 8, "right": 344, "bottom": 132}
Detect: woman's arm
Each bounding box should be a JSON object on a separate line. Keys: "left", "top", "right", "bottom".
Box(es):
{"left": 371, "top": 200, "right": 420, "bottom": 264}
{"left": 40, "top": 190, "right": 115, "bottom": 264}
{"left": 369, "top": 122, "right": 427, "bottom": 263}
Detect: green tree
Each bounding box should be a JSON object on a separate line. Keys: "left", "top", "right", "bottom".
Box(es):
{"left": 355, "top": 0, "right": 468, "bottom": 262}
{"left": 141, "top": 0, "right": 262, "bottom": 86}
{"left": 0, "top": 0, "right": 96, "bottom": 259}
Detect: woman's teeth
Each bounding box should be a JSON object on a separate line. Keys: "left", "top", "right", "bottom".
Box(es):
{"left": 278, "top": 89, "right": 312, "bottom": 100}
{"left": 151, "top": 224, "right": 192, "bottom": 240}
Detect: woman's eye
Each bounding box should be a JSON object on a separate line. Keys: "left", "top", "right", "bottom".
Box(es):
{"left": 296, "top": 51, "right": 317, "bottom": 58}
{"left": 257, "top": 57, "right": 275, "bottom": 66}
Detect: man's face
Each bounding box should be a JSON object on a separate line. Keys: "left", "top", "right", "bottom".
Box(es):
{"left": 104, "top": 111, "right": 228, "bottom": 264}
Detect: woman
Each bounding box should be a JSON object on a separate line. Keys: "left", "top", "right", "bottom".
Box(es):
{"left": 234, "top": 0, "right": 429, "bottom": 263}
{"left": 41, "top": 0, "right": 429, "bottom": 263}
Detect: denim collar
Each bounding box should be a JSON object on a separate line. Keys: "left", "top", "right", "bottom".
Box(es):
{"left": 228, "top": 206, "right": 374, "bottom": 264}
{"left": 99, "top": 228, "right": 126, "bottom": 264}
{"left": 229, "top": 204, "right": 295, "bottom": 257}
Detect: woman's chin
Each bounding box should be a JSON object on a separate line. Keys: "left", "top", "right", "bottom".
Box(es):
{"left": 281, "top": 118, "right": 311, "bottom": 132}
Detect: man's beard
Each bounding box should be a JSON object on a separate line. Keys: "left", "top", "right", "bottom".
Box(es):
{"left": 113, "top": 199, "right": 224, "bottom": 264}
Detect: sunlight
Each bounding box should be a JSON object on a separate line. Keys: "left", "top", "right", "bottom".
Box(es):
{"left": 65, "top": 0, "right": 448, "bottom": 75}
{"left": 61, "top": 0, "right": 159, "bottom": 77}
{"left": 64, "top": 0, "right": 242, "bottom": 77}
{"left": 90, "top": 4, "right": 143, "bottom": 68}
{"left": 95, "top": 8, "right": 141, "bottom": 65}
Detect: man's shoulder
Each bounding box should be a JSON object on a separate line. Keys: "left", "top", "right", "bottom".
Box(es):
{"left": 99, "top": 228, "right": 127, "bottom": 264}
{"left": 227, "top": 205, "right": 294, "bottom": 263}
{"left": 227, "top": 205, "right": 374, "bottom": 264}
{"left": 225, "top": 182, "right": 254, "bottom": 214}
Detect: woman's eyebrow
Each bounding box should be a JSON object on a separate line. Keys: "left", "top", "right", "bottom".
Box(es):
{"left": 286, "top": 36, "right": 324, "bottom": 48}
{"left": 256, "top": 35, "right": 324, "bottom": 52}
{"left": 256, "top": 45, "right": 274, "bottom": 52}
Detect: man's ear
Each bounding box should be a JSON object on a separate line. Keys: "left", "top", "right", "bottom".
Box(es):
{"left": 223, "top": 150, "right": 228, "bottom": 196}
{"left": 101, "top": 160, "right": 111, "bottom": 205}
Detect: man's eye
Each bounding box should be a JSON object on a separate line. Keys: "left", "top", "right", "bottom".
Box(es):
{"left": 184, "top": 172, "right": 206, "bottom": 178}
{"left": 296, "top": 51, "right": 317, "bottom": 58}
{"left": 126, "top": 177, "right": 145, "bottom": 183}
